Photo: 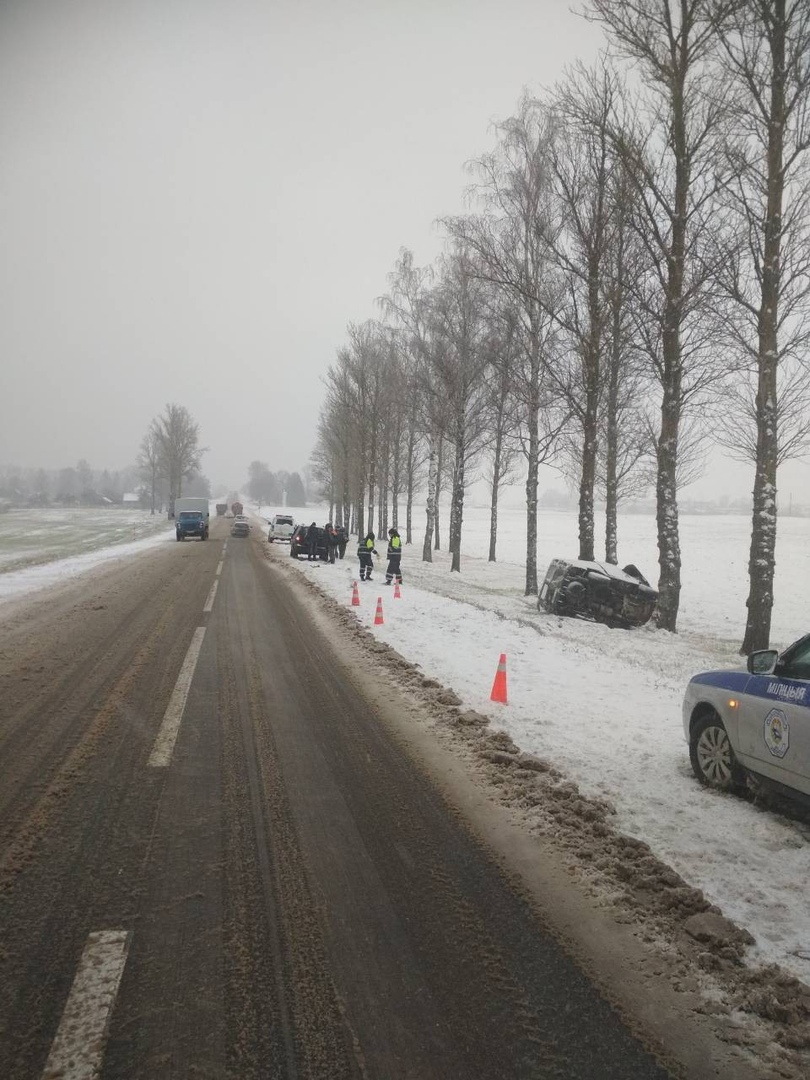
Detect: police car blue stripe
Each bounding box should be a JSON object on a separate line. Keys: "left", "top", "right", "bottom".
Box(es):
{"left": 691, "top": 671, "right": 750, "bottom": 692}
{"left": 691, "top": 670, "right": 810, "bottom": 708}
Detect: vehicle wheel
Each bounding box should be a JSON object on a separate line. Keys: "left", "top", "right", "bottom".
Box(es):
{"left": 689, "top": 711, "right": 744, "bottom": 792}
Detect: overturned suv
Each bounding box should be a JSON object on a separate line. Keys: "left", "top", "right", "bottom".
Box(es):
{"left": 538, "top": 558, "right": 658, "bottom": 629}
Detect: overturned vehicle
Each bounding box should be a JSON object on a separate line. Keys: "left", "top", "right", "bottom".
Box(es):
{"left": 538, "top": 558, "right": 658, "bottom": 629}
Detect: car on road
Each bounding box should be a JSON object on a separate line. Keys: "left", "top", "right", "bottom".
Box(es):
{"left": 537, "top": 558, "right": 658, "bottom": 629}
{"left": 230, "top": 520, "right": 250, "bottom": 538}
{"left": 683, "top": 634, "right": 810, "bottom": 807}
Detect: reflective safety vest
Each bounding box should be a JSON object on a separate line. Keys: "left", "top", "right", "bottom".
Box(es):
{"left": 387, "top": 534, "right": 401, "bottom": 556}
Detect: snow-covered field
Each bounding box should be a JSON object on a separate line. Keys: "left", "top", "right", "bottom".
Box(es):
{"left": 0, "top": 507, "right": 174, "bottom": 599}
{"left": 3, "top": 499, "right": 810, "bottom": 989}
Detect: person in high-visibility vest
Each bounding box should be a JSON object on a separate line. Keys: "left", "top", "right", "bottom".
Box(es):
{"left": 385, "top": 527, "right": 403, "bottom": 585}
{"left": 357, "top": 532, "right": 378, "bottom": 581}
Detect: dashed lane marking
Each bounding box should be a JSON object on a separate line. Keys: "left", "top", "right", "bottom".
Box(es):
{"left": 147, "top": 627, "right": 206, "bottom": 767}
{"left": 41, "top": 930, "right": 131, "bottom": 1080}
{"left": 216, "top": 560, "right": 224, "bottom": 577}
{"left": 204, "top": 580, "right": 219, "bottom": 612}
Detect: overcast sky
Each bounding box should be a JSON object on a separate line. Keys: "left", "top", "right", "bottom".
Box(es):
{"left": 1, "top": 0, "right": 805, "bottom": 503}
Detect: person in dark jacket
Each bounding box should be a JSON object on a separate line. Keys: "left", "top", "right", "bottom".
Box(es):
{"left": 324, "top": 522, "right": 337, "bottom": 564}
{"left": 335, "top": 524, "right": 348, "bottom": 559}
{"left": 307, "top": 521, "right": 319, "bottom": 561}
{"left": 357, "top": 532, "right": 377, "bottom": 581}
{"left": 385, "top": 527, "right": 403, "bottom": 585}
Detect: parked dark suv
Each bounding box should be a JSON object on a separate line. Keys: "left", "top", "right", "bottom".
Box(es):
{"left": 538, "top": 558, "right": 657, "bottom": 629}
{"left": 290, "top": 524, "right": 329, "bottom": 561}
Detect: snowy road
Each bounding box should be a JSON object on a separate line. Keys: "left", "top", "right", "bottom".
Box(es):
{"left": 0, "top": 516, "right": 684, "bottom": 1079}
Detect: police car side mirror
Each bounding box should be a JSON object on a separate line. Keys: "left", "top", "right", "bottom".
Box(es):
{"left": 748, "top": 649, "right": 779, "bottom": 675}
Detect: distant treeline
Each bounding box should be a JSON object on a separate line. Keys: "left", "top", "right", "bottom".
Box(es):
{"left": 0, "top": 459, "right": 210, "bottom": 510}
{"left": 246, "top": 461, "right": 307, "bottom": 507}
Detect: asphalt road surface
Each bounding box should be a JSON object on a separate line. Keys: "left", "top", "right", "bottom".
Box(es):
{"left": 0, "top": 519, "right": 695, "bottom": 1078}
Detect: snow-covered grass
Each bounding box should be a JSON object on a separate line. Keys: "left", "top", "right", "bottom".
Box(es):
{"left": 270, "top": 501, "right": 810, "bottom": 987}
{"left": 0, "top": 507, "right": 174, "bottom": 571}
{"left": 0, "top": 507, "right": 175, "bottom": 599}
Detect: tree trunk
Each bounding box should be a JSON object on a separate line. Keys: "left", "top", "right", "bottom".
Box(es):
{"left": 578, "top": 401, "right": 598, "bottom": 562}
{"left": 366, "top": 426, "right": 377, "bottom": 536}
{"left": 578, "top": 252, "right": 602, "bottom": 562}
{"left": 655, "top": 386, "right": 682, "bottom": 632}
{"left": 449, "top": 435, "right": 465, "bottom": 573}
{"left": 489, "top": 430, "right": 503, "bottom": 563}
{"left": 404, "top": 397, "right": 419, "bottom": 545}
{"left": 742, "top": 9, "right": 785, "bottom": 653}
{"left": 524, "top": 340, "right": 541, "bottom": 596}
{"left": 654, "top": 67, "right": 688, "bottom": 633}
{"left": 341, "top": 468, "right": 351, "bottom": 530}
{"left": 406, "top": 471, "right": 414, "bottom": 545}
{"left": 604, "top": 220, "right": 625, "bottom": 565}
{"left": 356, "top": 492, "right": 364, "bottom": 542}
{"left": 743, "top": 362, "right": 778, "bottom": 652}
{"left": 378, "top": 423, "right": 390, "bottom": 537}
{"left": 434, "top": 438, "right": 443, "bottom": 550}
{"left": 604, "top": 346, "right": 620, "bottom": 565}
{"left": 604, "top": 393, "right": 618, "bottom": 563}
{"left": 378, "top": 477, "right": 387, "bottom": 539}
{"left": 391, "top": 442, "right": 401, "bottom": 530}
{"left": 422, "top": 440, "right": 437, "bottom": 562}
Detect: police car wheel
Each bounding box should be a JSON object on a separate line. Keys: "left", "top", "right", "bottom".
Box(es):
{"left": 689, "top": 712, "right": 744, "bottom": 792}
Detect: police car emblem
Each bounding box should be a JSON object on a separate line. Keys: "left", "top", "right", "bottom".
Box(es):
{"left": 763, "top": 709, "right": 790, "bottom": 759}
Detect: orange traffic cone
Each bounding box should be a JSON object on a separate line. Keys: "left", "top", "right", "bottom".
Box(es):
{"left": 374, "top": 596, "right": 385, "bottom": 626}
{"left": 393, "top": 581, "right": 401, "bottom": 599}
{"left": 351, "top": 580, "right": 360, "bottom": 606}
{"left": 490, "top": 653, "right": 508, "bottom": 704}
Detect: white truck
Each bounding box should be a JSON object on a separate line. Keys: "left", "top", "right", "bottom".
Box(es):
{"left": 174, "top": 497, "right": 210, "bottom": 541}
{"left": 267, "top": 513, "right": 295, "bottom": 543}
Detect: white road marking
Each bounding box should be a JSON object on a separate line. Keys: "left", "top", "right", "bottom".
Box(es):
{"left": 147, "top": 627, "right": 206, "bottom": 767}
{"left": 203, "top": 579, "right": 219, "bottom": 612}
{"left": 41, "top": 930, "right": 131, "bottom": 1080}
{"left": 215, "top": 560, "right": 224, "bottom": 577}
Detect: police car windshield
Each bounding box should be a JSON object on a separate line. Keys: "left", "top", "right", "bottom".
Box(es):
{"left": 778, "top": 636, "right": 810, "bottom": 680}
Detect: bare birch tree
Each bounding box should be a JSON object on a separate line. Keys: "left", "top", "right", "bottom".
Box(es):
{"left": 137, "top": 427, "right": 161, "bottom": 515}
{"left": 586, "top": 0, "right": 731, "bottom": 630}
{"left": 709, "top": 0, "right": 810, "bottom": 651}
{"left": 482, "top": 305, "right": 522, "bottom": 561}
{"left": 430, "top": 246, "right": 491, "bottom": 572}
{"left": 381, "top": 250, "right": 445, "bottom": 562}
{"left": 546, "top": 61, "right": 624, "bottom": 562}
{"left": 443, "top": 96, "right": 565, "bottom": 594}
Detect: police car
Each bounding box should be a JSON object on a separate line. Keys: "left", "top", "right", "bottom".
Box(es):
{"left": 683, "top": 634, "right": 810, "bottom": 806}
